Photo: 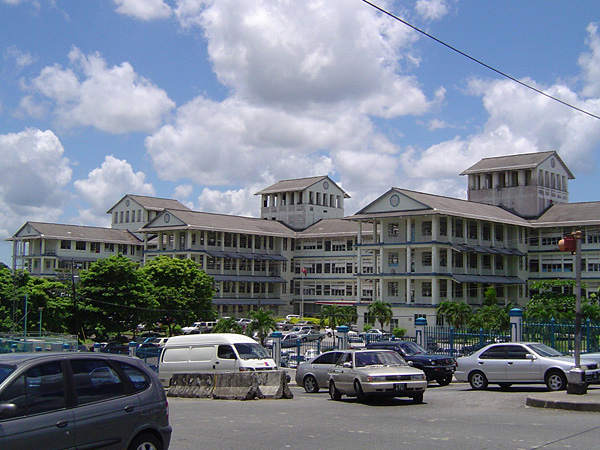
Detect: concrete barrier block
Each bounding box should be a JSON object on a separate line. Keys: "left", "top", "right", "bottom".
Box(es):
{"left": 255, "top": 371, "right": 293, "bottom": 399}
{"left": 167, "top": 373, "right": 215, "bottom": 398}
{"left": 212, "top": 372, "right": 259, "bottom": 400}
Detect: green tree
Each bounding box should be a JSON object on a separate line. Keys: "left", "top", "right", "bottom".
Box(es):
{"left": 319, "top": 305, "right": 342, "bottom": 337}
{"left": 483, "top": 286, "right": 497, "bottom": 306}
{"left": 26, "top": 277, "right": 71, "bottom": 335}
{"left": 0, "top": 264, "right": 15, "bottom": 331}
{"left": 525, "top": 280, "right": 577, "bottom": 321}
{"left": 212, "top": 317, "right": 243, "bottom": 334}
{"left": 141, "top": 256, "right": 214, "bottom": 336}
{"left": 245, "top": 308, "right": 277, "bottom": 345}
{"left": 77, "top": 255, "right": 153, "bottom": 340}
{"left": 436, "top": 301, "right": 472, "bottom": 328}
{"left": 367, "top": 300, "right": 393, "bottom": 331}
{"left": 469, "top": 304, "right": 510, "bottom": 331}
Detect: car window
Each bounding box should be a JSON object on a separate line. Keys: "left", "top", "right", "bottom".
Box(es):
{"left": 314, "top": 352, "right": 341, "bottom": 365}
{"left": 117, "top": 362, "right": 150, "bottom": 392}
{"left": 0, "top": 364, "right": 15, "bottom": 384}
{"left": 337, "top": 353, "right": 352, "bottom": 366}
{"left": 234, "top": 343, "right": 269, "bottom": 360}
{"left": 479, "top": 346, "right": 507, "bottom": 359}
{"left": 0, "top": 361, "right": 65, "bottom": 419}
{"left": 218, "top": 345, "right": 237, "bottom": 360}
{"left": 506, "top": 346, "right": 530, "bottom": 359}
{"left": 71, "top": 359, "right": 125, "bottom": 405}
{"left": 399, "top": 342, "right": 426, "bottom": 355}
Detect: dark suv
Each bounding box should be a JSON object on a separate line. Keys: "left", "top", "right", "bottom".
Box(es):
{"left": 0, "top": 352, "right": 171, "bottom": 450}
{"left": 366, "top": 340, "right": 456, "bottom": 385}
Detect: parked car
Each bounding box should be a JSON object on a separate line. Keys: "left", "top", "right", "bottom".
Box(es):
{"left": 99, "top": 341, "right": 130, "bottom": 355}
{"left": 276, "top": 320, "right": 295, "bottom": 331}
{"left": 296, "top": 329, "right": 323, "bottom": 342}
{"left": 455, "top": 342, "right": 600, "bottom": 391}
{"left": 366, "top": 340, "right": 456, "bottom": 385}
{"left": 181, "top": 321, "right": 217, "bottom": 334}
{"left": 0, "top": 352, "right": 172, "bottom": 450}
{"left": 265, "top": 333, "right": 301, "bottom": 348}
{"left": 295, "top": 350, "right": 345, "bottom": 393}
{"left": 287, "top": 325, "right": 317, "bottom": 335}
{"left": 328, "top": 349, "right": 427, "bottom": 403}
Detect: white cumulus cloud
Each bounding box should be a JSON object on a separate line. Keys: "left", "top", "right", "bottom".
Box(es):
{"left": 113, "top": 0, "right": 172, "bottom": 21}
{"left": 25, "top": 47, "right": 175, "bottom": 134}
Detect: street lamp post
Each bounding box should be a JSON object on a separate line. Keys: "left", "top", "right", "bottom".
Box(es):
{"left": 38, "top": 307, "right": 44, "bottom": 337}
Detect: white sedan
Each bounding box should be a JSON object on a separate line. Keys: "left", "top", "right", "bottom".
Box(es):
{"left": 455, "top": 342, "right": 600, "bottom": 391}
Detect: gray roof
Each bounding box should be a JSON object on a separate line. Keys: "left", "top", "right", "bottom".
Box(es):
{"left": 298, "top": 219, "right": 372, "bottom": 238}
{"left": 460, "top": 151, "right": 574, "bottom": 179}
{"left": 10, "top": 222, "right": 142, "bottom": 244}
{"left": 349, "top": 188, "right": 531, "bottom": 227}
{"left": 107, "top": 194, "right": 191, "bottom": 213}
{"left": 142, "top": 209, "right": 296, "bottom": 237}
{"left": 255, "top": 175, "right": 350, "bottom": 197}
{"left": 531, "top": 202, "right": 600, "bottom": 228}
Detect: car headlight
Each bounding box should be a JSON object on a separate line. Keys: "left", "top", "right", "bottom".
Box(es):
{"left": 411, "top": 374, "right": 426, "bottom": 381}
{"left": 366, "top": 375, "right": 387, "bottom": 382}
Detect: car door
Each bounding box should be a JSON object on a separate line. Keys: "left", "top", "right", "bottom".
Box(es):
{"left": 505, "top": 345, "right": 542, "bottom": 382}
{"left": 0, "top": 361, "right": 75, "bottom": 450}
{"left": 311, "top": 352, "right": 343, "bottom": 387}
{"left": 216, "top": 345, "right": 238, "bottom": 371}
{"left": 70, "top": 358, "right": 141, "bottom": 450}
{"left": 477, "top": 345, "right": 508, "bottom": 382}
{"left": 329, "top": 353, "right": 354, "bottom": 393}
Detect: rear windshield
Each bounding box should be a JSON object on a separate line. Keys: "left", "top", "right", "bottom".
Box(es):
{"left": 234, "top": 343, "right": 270, "bottom": 360}
{"left": 0, "top": 365, "right": 15, "bottom": 384}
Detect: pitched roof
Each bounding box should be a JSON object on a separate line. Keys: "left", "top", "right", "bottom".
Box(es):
{"left": 460, "top": 151, "right": 574, "bottom": 178}
{"left": 254, "top": 175, "right": 350, "bottom": 197}
{"left": 297, "top": 219, "right": 373, "bottom": 238}
{"left": 9, "top": 222, "right": 142, "bottom": 244}
{"left": 349, "top": 188, "right": 530, "bottom": 227}
{"left": 142, "top": 209, "right": 296, "bottom": 237}
{"left": 107, "top": 194, "right": 191, "bottom": 213}
{"left": 531, "top": 202, "right": 600, "bottom": 228}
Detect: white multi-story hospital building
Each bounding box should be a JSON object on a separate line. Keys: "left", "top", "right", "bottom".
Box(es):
{"left": 9, "top": 151, "right": 600, "bottom": 333}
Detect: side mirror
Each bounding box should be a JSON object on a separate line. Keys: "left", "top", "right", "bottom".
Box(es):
{"left": 343, "top": 362, "right": 353, "bottom": 369}
{"left": 407, "top": 361, "right": 414, "bottom": 366}
{"left": 0, "top": 403, "right": 17, "bottom": 419}
{"left": 526, "top": 353, "right": 535, "bottom": 360}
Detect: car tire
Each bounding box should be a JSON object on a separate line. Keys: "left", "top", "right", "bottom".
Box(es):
{"left": 302, "top": 337, "right": 307, "bottom": 343}
{"left": 303, "top": 375, "right": 319, "bottom": 393}
{"left": 436, "top": 375, "right": 452, "bottom": 386}
{"left": 545, "top": 370, "right": 567, "bottom": 391}
{"left": 329, "top": 380, "right": 342, "bottom": 401}
{"left": 412, "top": 392, "right": 424, "bottom": 404}
{"left": 498, "top": 383, "right": 512, "bottom": 389}
{"left": 354, "top": 380, "right": 365, "bottom": 401}
{"left": 468, "top": 371, "right": 488, "bottom": 390}
{"left": 129, "top": 432, "right": 163, "bottom": 450}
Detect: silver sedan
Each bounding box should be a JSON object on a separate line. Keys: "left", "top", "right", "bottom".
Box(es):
{"left": 295, "top": 350, "right": 345, "bottom": 393}
{"left": 328, "top": 350, "right": 427, "bottom": 403}
{"left": 455, "top": 342, "right": 600, "bottom": 391}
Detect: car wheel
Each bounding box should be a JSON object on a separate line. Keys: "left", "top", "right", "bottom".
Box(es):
{"left": 327, "top": 332, "right": 332, "bottom": 337}
{"left": 302, "top": 337, "right": 307, "bottom": 343}
{"left": 468, "top": 371, "right": 488, "bottom": 390}
{"left": 329, "top": 380, "right": 342, "bottom": 401}
{"left": 303, "top": 375, "right": 319, "bottom": 393}
{"left": 353, "top": 380, "right": 365, "bottom": 401}
{"left": 498, "top": 383, "right": 512, "bottom": 389}
{"left": 129, "top": 432, "right": 162, "bottom": 450}
{"left": 436, "top": 375, "right": 452, "bottom": 386}
{"left": 546, "top": 370, "right": 567, "bottom": 391}
{"left": 412, "top": 392, "right": 424, "bottom": 404}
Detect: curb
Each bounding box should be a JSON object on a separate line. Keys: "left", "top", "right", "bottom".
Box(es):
{"left": 526, "top": 395, "right": 600, "bottom": 412}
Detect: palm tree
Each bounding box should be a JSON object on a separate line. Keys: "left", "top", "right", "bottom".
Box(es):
{"left": 246, "top": 308, "right": 277, "bottom": 345}
{"left": 437, "top": 301, "right": 472, "bottom": 329}
{"left": 212, "top": 317, "right": 243, "bottom": 334}
{"left": 319, "top": 305, "right": 342, "bottom": 337}
{"left": 367, "top": 301, "right": 393, "bottom": 331}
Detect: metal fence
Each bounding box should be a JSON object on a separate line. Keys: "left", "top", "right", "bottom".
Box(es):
{"left": 0, "top": 332, "right": 77, "bottom": 353}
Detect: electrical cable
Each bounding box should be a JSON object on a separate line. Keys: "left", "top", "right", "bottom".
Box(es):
{"left": 361, "top": 0, "right": 600, "bottom": 121}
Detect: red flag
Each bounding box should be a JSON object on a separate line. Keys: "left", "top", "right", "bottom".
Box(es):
{"left": 301, "top": 267, "right": 307, "bottom": 276}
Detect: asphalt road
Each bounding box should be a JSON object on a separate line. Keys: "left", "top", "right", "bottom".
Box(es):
{"left": 167, "top": 382, "right": 600, "bottom": 450}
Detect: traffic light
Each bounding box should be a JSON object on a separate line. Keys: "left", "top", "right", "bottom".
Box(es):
{"left": 558, "top": 235, "right": 577, "bottom": 253}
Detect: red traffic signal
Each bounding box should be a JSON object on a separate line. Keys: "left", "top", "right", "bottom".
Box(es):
{"left": 558, "top": 236, "right": 577, "bottom": 252}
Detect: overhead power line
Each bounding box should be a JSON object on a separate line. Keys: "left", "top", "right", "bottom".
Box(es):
{"left": 361, "top": 0, "right": 600, "bottom": 121}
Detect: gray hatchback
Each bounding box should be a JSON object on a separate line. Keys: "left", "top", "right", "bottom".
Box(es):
{"left": 0, "top": 352, "right": 172, "bottom": 450}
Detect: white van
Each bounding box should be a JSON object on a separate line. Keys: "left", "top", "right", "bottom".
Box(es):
{"left": 158, "top": 333, "right": 277, "bottom": 386}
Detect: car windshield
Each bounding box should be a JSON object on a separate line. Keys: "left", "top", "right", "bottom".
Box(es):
{"left": 234, "top": 343, "right": 270, "bottom": 360}
{"left": 399, "top": 342, "right": 427, "bottom": 355}
{"left": 525, "top": 343, "right": 565, "bottom": 357}
{"left": 0, "top": 364, "right": 16, "bottom": 384}
{"left": 355, "top": 351, "right": 405, "bottom": 367}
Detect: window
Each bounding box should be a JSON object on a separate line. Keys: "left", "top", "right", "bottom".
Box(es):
{"left": 421, "top": 221, "right": 432, "bottom": 237}
{"left": 422, "top": 252, "right": 432, "bottom": 267}
{"left": 482, "top": 223, "right": 491, "bottom": 241}
{"left": 468, "top": 253, "right": 477, "bottom": 269}
{"left": 75, "top": 241, "right": 86, "bottom": 251}
{"left": 388, "top": 282, "right": 399, "bottom": 296}
{"left": 480, "top": 346, "right": 507, "bottom": 359}
{"left": 495, "top": 224, "right": 504, "bottom": 242}
{"left": 117, "top": 362, "right": 150, "bottom": 392}
{"left": 60, "top": 240, "right": 71, "bottom": 250}
{"left": 0, "top": 362, "right": 65, "bottom": 418}
{"left": 439, "top": 217, "right": 447, "bottom": 237}
{"left": 439, "top": 252, "right": 447, "bottom": 267}
{"left": 422, "top": 282, "right": 432, "bottom": 297}
{"left": 453, "top": 252, "right": 463, "bottom": 268}
{"left": 453, "top": 219, "right": 463, "bottom": 238}
{"left": 105, "top": 243, "right": 115, "bottom": 252}
{"left": 71, "top": 359, "right": 125, "bottom": 404}
{"left": 217, "top": 345, "right": 237, "bottom": 360}
{"left": 388, "top": 223, "right": 400, "bottom": 237}
{"left": 468, "top": 221, "right": 478, "bottom": 240}
{"left": 495, "top": 255, "right": 504, "bottom": 270}
{"left": 388, "top": 253, "right": 399, "bottom": 266}
{"left": 482, "top": 254, "right": 491, "bottom": 269}
{"left": 90, "top": 242, "right": 101, "bottom": 253}
{"left": 529, "top": 259, "right": 539, "bottom": 272}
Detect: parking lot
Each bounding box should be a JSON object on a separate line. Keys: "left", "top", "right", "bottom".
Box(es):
{"left": 167, "top": 381, "right": 600, "bottom": 450}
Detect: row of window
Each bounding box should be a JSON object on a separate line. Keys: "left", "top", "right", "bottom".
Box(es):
{"left": 529, "top": 259, "right": 600, "bottom": 273}
{"left": 387, "top": 219, "right": 507, "bottom": 242}
{"left": 295, "top": 239, "right": 355, "bottom": 252}
{"left": 113, "top": 209, "right": 144, "bottom": 224}
{"left": 60, "top": 240, "right": 140, "bottom": 255}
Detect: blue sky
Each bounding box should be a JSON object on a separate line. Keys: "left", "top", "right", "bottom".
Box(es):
{"left": 1, "top": 0, "right": 600, "bottom": 266}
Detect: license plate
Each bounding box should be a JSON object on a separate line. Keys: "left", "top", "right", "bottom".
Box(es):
{"left": 393, "top": 383, "right": 406, "bottom": 391}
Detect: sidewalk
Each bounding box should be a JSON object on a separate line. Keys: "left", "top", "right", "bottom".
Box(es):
{"left": 526, "top": 385, "right": 600, "bottom": 412}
